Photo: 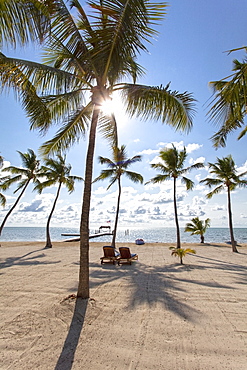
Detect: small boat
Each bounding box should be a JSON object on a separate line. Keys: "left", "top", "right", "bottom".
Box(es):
{"left": 135, "top": 238, "right": 145, "bottom": 245}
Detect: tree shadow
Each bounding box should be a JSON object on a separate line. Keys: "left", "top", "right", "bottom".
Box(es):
{"left": 54, "top": 297, "right": 88, "bottom": 370}
{"left": 0, "top": 248, "right": 61, "bottom": 269}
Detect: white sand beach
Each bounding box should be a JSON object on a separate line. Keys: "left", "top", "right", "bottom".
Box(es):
{"left": 0, "top": 241, "right": 247, "bottom": 369}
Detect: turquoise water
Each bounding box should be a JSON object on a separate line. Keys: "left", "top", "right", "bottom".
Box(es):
{"left": 1, "top": 226, "right": 247, "bottom": 244}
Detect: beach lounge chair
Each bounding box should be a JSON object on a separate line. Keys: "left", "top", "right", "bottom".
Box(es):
{"left": 100, "top": 246, "right": 120, "bottom": 265}
{"left": 118, "top": 247, "right": 138, "bottom": 265}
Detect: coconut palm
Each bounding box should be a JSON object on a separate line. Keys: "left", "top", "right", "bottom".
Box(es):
{"left": 147, "top": 144, "right": 204, "bottom": 248}
{"left": 200, "top": 155, "right": 247, "bottom": 253}
{"left": 169, "top": 246, "right": 196, "bottom": 265}
{"left": 35, "top": 154, "right": 83, "bottom": 248}
{"left": 185, "top": 217, "right": 210, "bottom": 243}
{"left": 208, "top": 52, "right": 247, "bottom": 148}
{"left": 0, "top": 149, "right": 41, "bottom": 235}
{"left": 0, "top": 1, "right": 196, "bottom": 298}
{"left": 94, "top": 145, "right": 143, "bottom": 248}
{"left": 0, "top": 154, "right": 7, "bottom": 207}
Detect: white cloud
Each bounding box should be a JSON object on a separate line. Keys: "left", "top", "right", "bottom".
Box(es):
{"left": 189, "top": 156, "right": 206, "bottom": 165}
{"left": 186, "top": 143, "right": 203, "bottom": 153}
{"left": 237, "top": 160, "right": 247, "bottom": 175}
{"left": 138, "top": 148, "right": 159, "bottom": 155}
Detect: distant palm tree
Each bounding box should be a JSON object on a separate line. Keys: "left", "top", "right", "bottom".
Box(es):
{"left": 0, "top": 149, "right": 41, "bottom": 235}
{"left": 208, "top": 52, "right": 247, "bottom": 147}
{"left": 0, "top": 155, "right": 7, "bottom": 207}
{"left": 169, "top": 246, "right": 196, "bottom": 265}
{"left": 35, "top": 154, "right": 83, "bottom": 248}
{"left": 200, "top": 155, "right": 247, "bottom": 252}
{"left": 147, "top": 144, "right": 204, "bottom": 248}
{"left": 185, "top": 217, "right": 210, "bottom": 243}
{"left": 94, "top": 145, "right": 143, "bottom": 248}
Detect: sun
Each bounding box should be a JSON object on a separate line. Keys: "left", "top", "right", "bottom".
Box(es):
{"left": 100, "top": 92, "right": 128, "bottom": 126}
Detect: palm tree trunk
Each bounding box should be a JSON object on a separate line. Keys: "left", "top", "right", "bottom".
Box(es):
{"left": 200, "top": 234, "right": 204, "bottom": 243}
{"left": 0, "top": 180, "right": 30, "bottom": 235}
{"left": 227, "top": 186, "right": 238, "bottom": 253}
{"left": 173, "top": 177, "right": 181, "bottom": 248}
{"left": 111, "top": 177, "right": 121, "bottom": 248}
{"left": 45, "top": 183, "right": 62, "bottom": 249}
{"left": 77, "top": 106, "right": 100, "bottom": 298}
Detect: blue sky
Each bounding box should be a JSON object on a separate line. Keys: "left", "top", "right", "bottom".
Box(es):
{"left": 0, "top": 0, "right": 247, "bottom": 230}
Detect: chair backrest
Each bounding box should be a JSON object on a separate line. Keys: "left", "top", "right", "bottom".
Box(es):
{"left": 119, "top": 247, "right": 131, "bottom": 259}
{"left": 103, "top": 246, "right": 115, "bottom": 258}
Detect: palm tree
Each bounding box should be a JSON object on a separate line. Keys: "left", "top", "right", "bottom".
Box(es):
{"left": 35, "top": 154, "right": 83, "bottom": 248}
{"left": 0, "top": 154, "right": 7, "bottom": 207}
{"left": 200, "top": 155, "right": 247, "bottom": 253}
{"left": 169, "top": 246, "right": 196, "bottom": 265}
{"left": 94, "top": 145, "right": 143, "bottom": 248}
{"left": 208, "top": 51, "right": 247, "bottom": 148}
{"left": 0, "top": 149, "right": 41, "bottom": 235}
{"left": 0, "top": 1, "right": 196, "bottom": 298}
{"left": 147, "top": 144, "right": 204, "bottom": 248}
{"left": 185, "top": 217, "right": 210, "bottom": 243}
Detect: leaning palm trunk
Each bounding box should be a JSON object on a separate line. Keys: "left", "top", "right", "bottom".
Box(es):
{"left": 78, "top": 107, "right": 100, "bottom": 298}
{"left": 111, "top": 177, "right": 121, "bottom": 248}
{"left": 0, "top": 180, "right": 30, "bottom": 235}
{"left": 173, "top": 177, "right": 181, "bottom": 248}
{"left": 227, "top": 186, "right": 238, "bottom": 253}
{"left": 45, "top": 182, "right": 62, "bottom": 249}
{"left": 200, "top": 234, "right": 205, "bottom": 243}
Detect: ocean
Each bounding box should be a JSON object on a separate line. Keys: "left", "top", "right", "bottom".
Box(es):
{"left": 1, "top": 226, "right": 247, "bottom": 244}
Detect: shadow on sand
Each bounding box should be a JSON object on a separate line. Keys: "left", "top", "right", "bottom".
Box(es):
{"left": 54, "top": 297, "right": 88, "bottom": 370}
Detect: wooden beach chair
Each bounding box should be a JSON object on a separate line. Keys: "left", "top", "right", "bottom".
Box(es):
{"left": 100, "top": 246, "right": 120, "bottom": 265}
{"left": 118, "top": 247, "right": 138, "bottom": 265}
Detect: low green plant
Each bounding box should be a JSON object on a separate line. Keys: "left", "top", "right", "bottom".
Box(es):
{"left": 169, "top": 247, "right": 196, "bottom": 265}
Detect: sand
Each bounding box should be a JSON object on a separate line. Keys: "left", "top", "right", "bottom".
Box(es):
{"left": 0, "top": 241, "right": 247, "bottom": 370}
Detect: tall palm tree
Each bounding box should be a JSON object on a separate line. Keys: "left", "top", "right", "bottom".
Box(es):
{"left": 208, "top": 51, "right": 247, "bottom": 148}
{"left": 0, "top": 154, "right": 7, "bottom": 207}
{"left": 35, "top": 154, "right": 83, "bottom": 248}
{"left": 147, "top": 144, "right": 204, "bottom": 248}
{"left": 94, "top": 145, "right": 143, "bottom": 248}
{"left": 0, "top": 1, "right": 196, "bottom": 298}
{"left": 0, "top": 149, "right": 41, "bottom": 235}
{"left": 185, "top": 217, "right": 210, "bottom": 243}
{"left": 200, "top": 155, "right": 247, "bottom": 253}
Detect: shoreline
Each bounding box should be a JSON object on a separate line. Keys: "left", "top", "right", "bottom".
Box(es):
{"left": 1, "top": 240, "right": 247, "bottom": 248}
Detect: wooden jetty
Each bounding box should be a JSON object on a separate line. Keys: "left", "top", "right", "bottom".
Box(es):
{"left": 61, "top": 231, "right": 113, "bottom": 242}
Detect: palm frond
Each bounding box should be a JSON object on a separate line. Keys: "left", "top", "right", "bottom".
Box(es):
{"left": 122, "top": 83, "right": 196, "bottom": 132}
{"left": 0, "top": 0, "right": 51, "bottom": 48}
{"left": 125, "top": 171, "right": 143, "bottom": 184}
{"left": 181, "top": 176, "right": 194, "bottom": 190}
{"left": 39, "top": 103, "right": 92, "bottom": 156}
{"left": 208, "top": 56, "right": 247, "bottom": 147}
{"left": 0, "top": 192, "right": 6, "bottom": 207}
{"left": 206, "top": 185, "right": 225, "bottom": 199}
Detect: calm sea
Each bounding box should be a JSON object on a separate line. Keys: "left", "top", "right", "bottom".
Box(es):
{"left": 0, "top": 226, "right": 247, "bottom": 244}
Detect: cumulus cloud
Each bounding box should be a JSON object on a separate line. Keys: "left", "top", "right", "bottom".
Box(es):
{"left": 19, "top": 199, "right": 45, "bottom": 212}
{"left": 134, "top": 206, "right": 146, "bottom": 214}
{"left": 212, "top": 205, "right": 225, "bottom": 211}
{"left": 237, "top": 160, "right": 247, "bottom": 175}
{"left": 156, "top": 141, "right": 202, "bottom": 154}
{"left": 192, "top": 196, "right": 206, "bottom": 206}
{"left": 138, "top": 148, "right": 159, "bottom": 156}
{"left": 189, "top": 156, "right": 206, "bottom": 165}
